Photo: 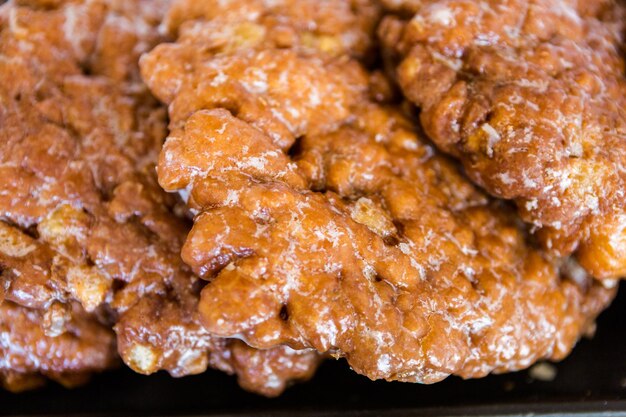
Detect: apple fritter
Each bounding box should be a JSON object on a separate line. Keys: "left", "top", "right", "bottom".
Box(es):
{"left": 0, "top": 0, "right": 319, "bottom": 395}
{"left": 143, "top": 4, "right": 615, "bottom": 383}
{"left": 379, "top": 0, "right": 626, "bottom": 280}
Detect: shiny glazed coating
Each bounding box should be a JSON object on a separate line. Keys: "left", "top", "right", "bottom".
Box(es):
{"left": 0, "top": 220, "right": 118, "bottom": 391}
{"left": 144, "top": 9, "right": 615, "bottom": 382}
{"left": 0, "top": 0, "right": 319, "bottom": 395}
{"left": 0, "top": 300, "right": 116, "bottom": 392}
{"left": 379, "top": 0, "right": 626, "bottom": 279}
{"left": 163, "top": 0, "right": 381, "bottom": 61}
{"left": 141, "top": 0, "right": 377, "bottom": 149}
{"left": 0, "top": 0, "right": 164, "bottom": 389}
{"left": 115, "top": 295, "right": 319, "bottom": 397}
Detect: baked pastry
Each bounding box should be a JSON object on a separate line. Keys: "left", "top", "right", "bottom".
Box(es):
{"left": 142, "top": 0, "right": 615, "bottom": 383}
{"left": 379, "top": 0, "right": 626, "bottom": 280}
{"left": 0, "top": 0, "right": 319, "bottom": 396}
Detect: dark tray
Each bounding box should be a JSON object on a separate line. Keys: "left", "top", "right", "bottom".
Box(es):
{"left": 1, "top": 284, "right": 624, "bottom": 416}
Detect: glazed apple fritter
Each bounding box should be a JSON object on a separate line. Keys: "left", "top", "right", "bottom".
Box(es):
{"left": 142, "top": 0, "right": 615, "bottom": 383}
{"left": 0, "top": 0, "right": 319, "bottom": 395}
{"left": 379, "top": 0, "right": 626, "bottom": 280}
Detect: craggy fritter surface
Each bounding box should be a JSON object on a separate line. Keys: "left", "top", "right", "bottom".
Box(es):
{"left": 0, "top": 0, "right": 319, "bottom": 395}
{"left": 143, "top": 2, "right": 615, "bottom": 383}
{"left": 379, "top": 0, "right": 626, "bottom": 280}
{"left": 142, "top": 0, "right": 382, "bottom": 145}
{"left": 0, "top": 300, "right": 113, "bottom": 392}
{"left": 163, "top": 0, "right": 381, "bottom": 61}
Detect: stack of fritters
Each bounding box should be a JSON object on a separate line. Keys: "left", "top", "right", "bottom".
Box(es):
{"left": 0, "top": 0, "right": 622, "bottom": 396}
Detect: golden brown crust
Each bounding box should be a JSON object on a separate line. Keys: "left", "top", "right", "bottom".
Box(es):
{"left": 140, "top": 0, "right": 376, "bottom": 150}
{"left": 0, "top": 300, "right": 117, "bottom": 392}
{"left": 114, "top": 294, "right": 321, "bottom": 397}
{"left": 0, "top": 0, "right": 165, "bottom": 387}
{"left": 163, "top": 0, "right": 381, "bottom": 61}
{"left": 226, "top": 342, "right": 320, "bottom": 397}
{"left": 145, "top": 4, "right": 615, "bottom": 383}
{"left": 0, "top": 0, "right": 319, "bottom": 395}
{"left": 379, "top": 0, "right": 626, "bottom": 279}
